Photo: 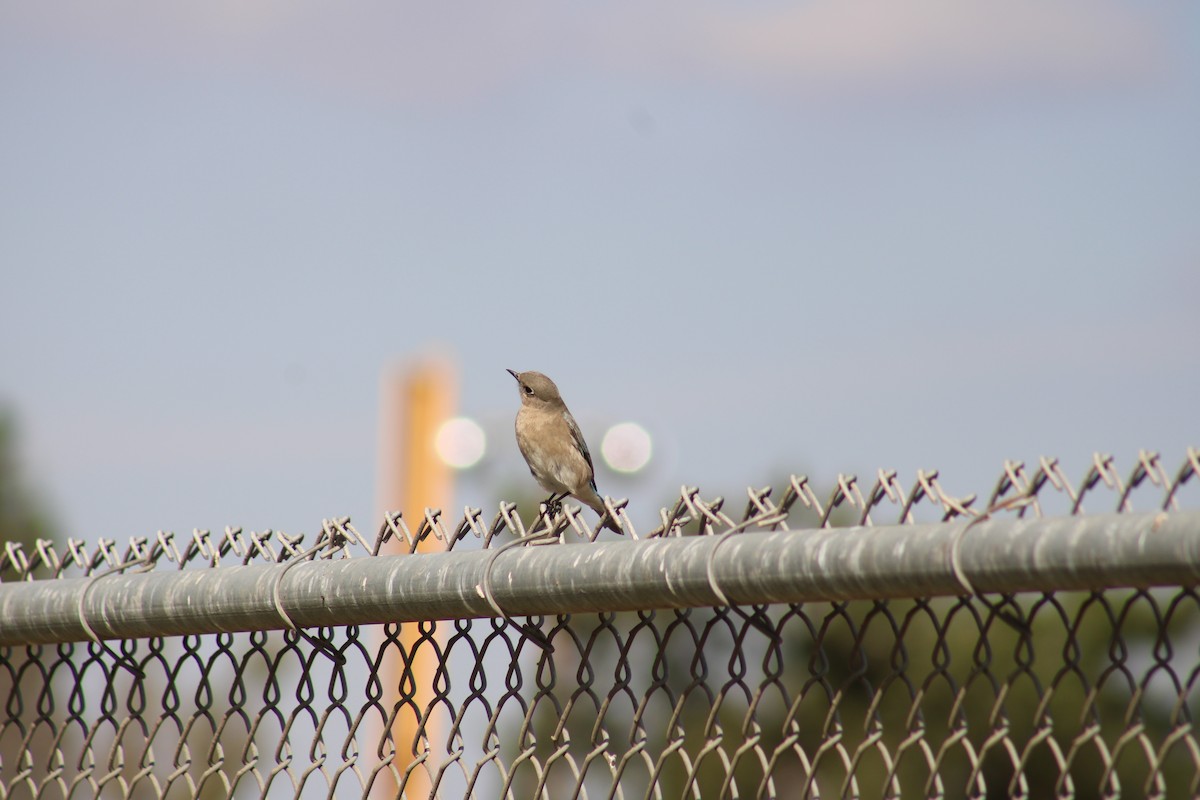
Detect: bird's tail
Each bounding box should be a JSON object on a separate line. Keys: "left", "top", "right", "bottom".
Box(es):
{"left": 578, "top": 488, "right": 623, "bottom": 534}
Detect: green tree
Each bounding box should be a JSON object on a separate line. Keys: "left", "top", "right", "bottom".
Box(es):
{"left": 0, "top": 405, "right": 58, "bottom": 569}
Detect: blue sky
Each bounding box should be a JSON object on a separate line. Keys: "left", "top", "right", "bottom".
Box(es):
{"left": 2, "top": 1, "right": 1197, "bottom": 541}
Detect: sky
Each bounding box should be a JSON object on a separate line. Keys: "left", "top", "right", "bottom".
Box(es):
{"left": 2, "top": 1, "right": 1198, "bottom": 543}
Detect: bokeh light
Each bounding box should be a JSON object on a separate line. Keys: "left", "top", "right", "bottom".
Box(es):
{"left": 435, "top": 417, "right": 487, "bottom": 469}
{"left": 600, "top": 422, "right": 652, "bottom": 474}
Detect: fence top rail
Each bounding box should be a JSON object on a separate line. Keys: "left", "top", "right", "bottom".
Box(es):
{"left": 2, "top": 450, "right": 1198, "bottom": 647}
{"left": 0, "top": 509, "right": 1197, "bottom": 647}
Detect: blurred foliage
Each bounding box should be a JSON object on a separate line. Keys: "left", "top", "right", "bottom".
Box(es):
{"left": 0, "top": 405, "right": 57, "bottom": 557}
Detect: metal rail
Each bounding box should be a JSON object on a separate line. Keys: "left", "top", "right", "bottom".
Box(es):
{"left": 2, "top": 510, "right": 1196, "bottom": 647}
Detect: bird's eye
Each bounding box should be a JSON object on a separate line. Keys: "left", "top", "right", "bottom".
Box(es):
{"left": 523, "top": 385, "right": 534, "bottom": 395}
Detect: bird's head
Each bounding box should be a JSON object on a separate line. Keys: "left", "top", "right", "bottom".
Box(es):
{"left": 507, "top": 369, "right": 564, "bottom": 409}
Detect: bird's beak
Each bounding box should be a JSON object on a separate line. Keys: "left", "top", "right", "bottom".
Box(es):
{"left": 506, "top": 369, "right": 518, "bottom": 381}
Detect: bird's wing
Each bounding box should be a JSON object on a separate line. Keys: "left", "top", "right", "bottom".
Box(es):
{"left": 563, "top": 410, "right": 598, "bottom": 490}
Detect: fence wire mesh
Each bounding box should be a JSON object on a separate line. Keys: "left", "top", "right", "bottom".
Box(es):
{"left": 1, "top": 450, "right": 1199, "bottom": 799}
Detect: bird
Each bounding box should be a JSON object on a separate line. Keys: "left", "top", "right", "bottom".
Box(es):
{"left": 507, "top": 369, "right": 622, "bottom": 534}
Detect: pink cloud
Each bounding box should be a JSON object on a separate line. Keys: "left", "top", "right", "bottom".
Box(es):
{"left": 2, "top": 0, "right": 1169, "bottom": 104}
{"left": 599, "top": 0, "right": 1167, "bottom": 97}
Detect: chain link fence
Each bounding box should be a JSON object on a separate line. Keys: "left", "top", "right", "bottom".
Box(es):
{"left": 1, "top": 450, "right": 1198, "bottom": 798}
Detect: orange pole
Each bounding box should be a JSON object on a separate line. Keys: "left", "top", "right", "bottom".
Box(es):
{"left": 375, "top": 357, "right": 454, "bottom": 799}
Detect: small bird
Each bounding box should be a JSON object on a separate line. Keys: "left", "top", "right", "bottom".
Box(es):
{"left": 507, "top": 369, "right": 622, "bottom": 534}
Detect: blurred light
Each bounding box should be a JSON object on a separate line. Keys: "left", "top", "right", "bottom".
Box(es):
{"left": 601, "top": 422, "right": 652, "bottom": 474}
{"left": 435, "top": 417, "right": 487, "bottom": 469}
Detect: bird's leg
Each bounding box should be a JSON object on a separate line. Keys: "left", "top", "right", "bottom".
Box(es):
{"left": 543, "top": 492, "right": 566, "bottom": 518}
